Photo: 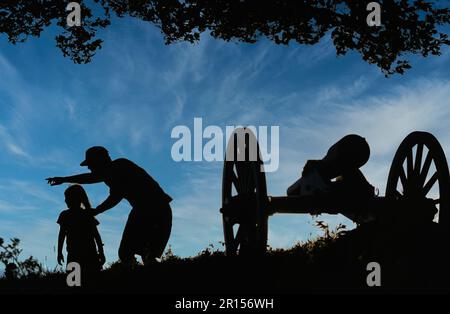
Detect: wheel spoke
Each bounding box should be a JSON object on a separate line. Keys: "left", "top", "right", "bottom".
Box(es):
{"left": 420, "top": 151, "right": 433, "bottom": 186}
{"left": 231, "top": 168, "right": 240, "bottom": 194}
{"left": 399, "top": 166, "right": 407, "bottom": 190}
{"left": 229, "top": 238, "right": 238, "bottom": 255}
{"left": 235, "top": 225, "right": 246, "bottom": 247}
{"left": 236, "top": 162, "right": 256, "bottom": 195}
{"left": 414, "top": 143, "right": 423, "bottom": 175}
{"left": 423, "top": 171, "right": 438, "bottom": 196}
{"left": 233, "top": 163, "right": 241, "bottom": 194}
{"left": 233, "top": 133, "right": 238, "bottom": 161}
{"left": 224, "top": 221, "right": 237, "bottom": 254}
{"left": 241, "top": 161, "right": 251, "bottom": 193}
{"left": 228, "top": 225, "right": 241, "bottom": 254}
{"left": 247, "top": 164, "right": 255, "bottom": 193}
{"left": 241, "top": 168, "right": 249, "bottom": 194}
{"left": 235, "top": 163, "right": 242, "bottom": 191}
{"left": 235, "top": 162, "right": 247, "bottom": 194}
{"left": 407, "top": 148, "right": 414, "bottom": 177}
{"left": 242, "top": 164, "right": 251, "bottom": 193}
{"left": 244, "top": 136, "right": 255, "bottom": 193}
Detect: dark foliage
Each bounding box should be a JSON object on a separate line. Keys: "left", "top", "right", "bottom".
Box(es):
{"left": 0, "top": 238, "right": 43, "bottom": 280}
{"left": 0, "top": 1, "right": 448, "bottom": 74}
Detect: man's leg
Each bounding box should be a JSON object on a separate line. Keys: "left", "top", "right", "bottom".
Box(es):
{"left": 119, "top": 210, "right": 138, "bottom": 265}
{"left": 142, "top": 206, "right": 172, "bottom": 265}
{"left": 118, "top": 242, "right": 135, "bottom": 265}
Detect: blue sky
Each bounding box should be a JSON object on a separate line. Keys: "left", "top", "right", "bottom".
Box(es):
{"left": 0, "top": 16, "right": 449, "bottom": 271}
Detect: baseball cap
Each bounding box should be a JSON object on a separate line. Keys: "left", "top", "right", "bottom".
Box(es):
{"left": 80, "top": 146, "right": 110, "bottom": 166}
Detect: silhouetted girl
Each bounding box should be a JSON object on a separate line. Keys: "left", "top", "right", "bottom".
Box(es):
{"left": 57, "top": 185, "right": 105, "bottom": 273}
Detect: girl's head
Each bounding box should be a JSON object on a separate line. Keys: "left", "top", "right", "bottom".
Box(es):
{"left": 64, "top": 184, "right": 92, "bottom": 210}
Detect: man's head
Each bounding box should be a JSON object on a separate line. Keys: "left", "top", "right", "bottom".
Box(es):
{"left": 80, "top": 146, "right": 112, "bottom": 173}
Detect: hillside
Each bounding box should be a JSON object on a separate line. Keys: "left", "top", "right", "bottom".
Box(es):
{"left": 1, "top": 221, "right": 450, "bottom": 294}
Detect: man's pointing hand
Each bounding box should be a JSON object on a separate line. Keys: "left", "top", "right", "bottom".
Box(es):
{"left": 46, "top": 177, "right": 65, "bottom": 186}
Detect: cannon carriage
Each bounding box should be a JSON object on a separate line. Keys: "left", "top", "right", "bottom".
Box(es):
{"left": 220, "top": 129, "right": 450, "bottom": 256}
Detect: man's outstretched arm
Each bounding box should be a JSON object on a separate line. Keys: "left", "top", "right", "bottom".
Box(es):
{"left": 92, "top": 192, "right": 123, "bottom": 216}
{"left": 46, "top": 173, "right": 102, "bottom": 186}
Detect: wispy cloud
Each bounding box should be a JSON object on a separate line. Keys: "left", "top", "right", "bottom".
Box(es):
{"left": 0, "top": 123, "right": 31, "bottom": 159}
{"left": 0, "top": 53, "right": 18, "bottom": 77}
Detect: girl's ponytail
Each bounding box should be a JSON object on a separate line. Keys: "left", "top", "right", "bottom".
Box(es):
{"left": 65, "top": 184, "right": 92, "bottom": 210}
{"left": 79, "top": 186, "right": 92, "bottom": 210}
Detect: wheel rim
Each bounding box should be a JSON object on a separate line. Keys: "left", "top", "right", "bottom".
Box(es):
{"left": 221, "top": 128, "right": 268, "bottom": 256}
{"left": 386, "top": 131, "right": 450, "bottom": 225}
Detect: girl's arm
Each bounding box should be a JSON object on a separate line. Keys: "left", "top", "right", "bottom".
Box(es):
{"left": 94, "top": 228, "right": 104, "bottom": 254}
{"left": 57, "top": 227, "right": 66, "bottom": 265}
{"left": 94, "top": 227, "right": 106, "bottom": 265}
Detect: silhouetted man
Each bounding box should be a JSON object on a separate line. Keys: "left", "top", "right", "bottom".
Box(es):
{"left": 47, "top": 146, "right": 173, "bottom": 265}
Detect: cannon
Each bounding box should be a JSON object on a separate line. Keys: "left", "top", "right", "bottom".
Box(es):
{"left": 220, "top": 129, "right": 450, "bottom": 256}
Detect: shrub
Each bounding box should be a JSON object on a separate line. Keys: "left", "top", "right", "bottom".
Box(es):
{"left": 0, "top": 237, "right": 44, "bottom": 279}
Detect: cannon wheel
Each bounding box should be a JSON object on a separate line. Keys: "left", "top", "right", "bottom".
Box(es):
{"left": 221, "top": 128, "right": 268, "bottom": 256}
{"left": 386, "top": 131, "right": 450, "bottom": 225}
